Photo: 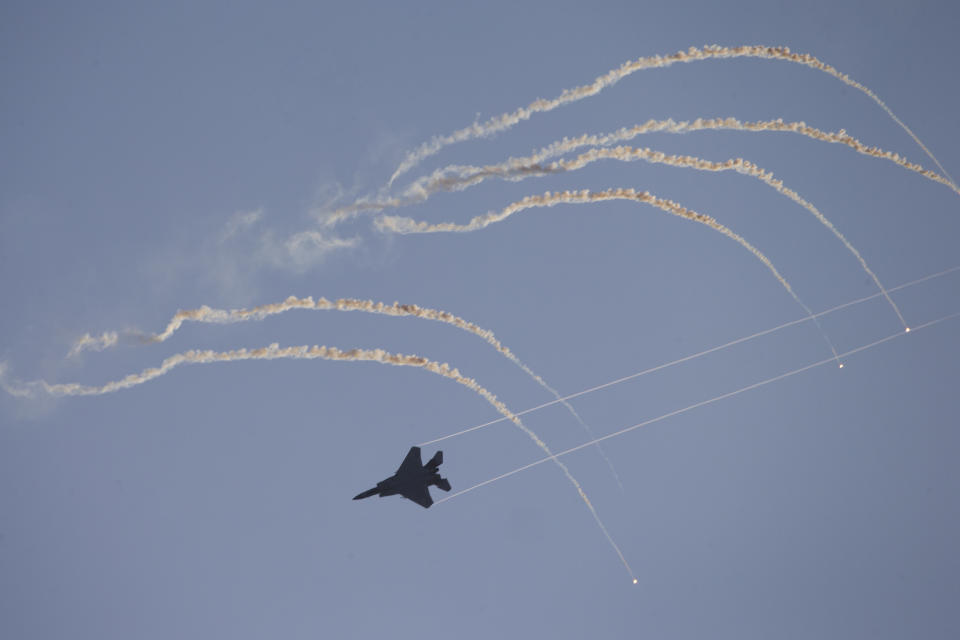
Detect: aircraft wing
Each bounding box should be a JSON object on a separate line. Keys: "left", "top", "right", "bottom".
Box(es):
{"left": 401, "top": 484, "right": 434, "bottom": 508}
{"left": 395, "top": 446, "right": 423, "bottom": 475}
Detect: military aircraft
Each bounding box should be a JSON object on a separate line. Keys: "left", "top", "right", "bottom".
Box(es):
{"left": 353, "top": 446, "right": 451, "bottom": 508}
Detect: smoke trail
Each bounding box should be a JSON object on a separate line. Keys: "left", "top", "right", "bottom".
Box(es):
{"left": 437, "top": 309, "right": 960, "bottom": 504}
{"left": 565, "top": 118, "right": 954, "bottom": 193}
{"left": 372, "top": 186, "right": 800, "bottom": 297}
{"left": 378, "top": 186, "right": 839, "bottom": 360}
{"left": 547, "top": 147, "right": 906, "bottom": 328}
{"left": 362, "top": 143, "right": 910, "bottom": 328}
{"left": 74, "top": 296, "right": 625, "bottom": 490}
{"left": 3, "top": 343, "right": 635, "bottom": 579}
{"left": 0, "top": 361, "right": 33, "bottom": 398}
{"left": 388, "top": 45, "right": 955, "bottom": 190}
{"left": 68, "top": 332, "right": 120, "bottom": 358}
{"left": 518, "top": 118, "right": 959, "bottom": 194}
{"left": 328, "top": 117, "right": 957, "bottom": 225}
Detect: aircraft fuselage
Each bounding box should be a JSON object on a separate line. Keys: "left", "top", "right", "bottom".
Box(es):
{"left": 353, "top": 446, "right": 451, "bottom": 508}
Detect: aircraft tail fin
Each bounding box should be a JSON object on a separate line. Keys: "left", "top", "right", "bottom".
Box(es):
{"left": 435, "top": 478, "right": 451, "bottom": 492}
{"left": 426, "top": 450, "right": 443, "bottom": 470}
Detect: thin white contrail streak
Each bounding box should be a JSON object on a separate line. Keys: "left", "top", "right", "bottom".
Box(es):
{"left": 436, "top": 310, "right": 960, "bottom": 504}
{"left": 419, "top": 263, "right": 960, "bottom": 447}
{"left": 387, "top": 45, "right": 956, "bottom": 190}
{"left": 379, "top": 187, "right": 841, "bottom": 362}
{"left": 0, "top": 344, "right": 635, "bottom": 579}
{"left": 69, "top": 296, "right": 625, "bottom": 491}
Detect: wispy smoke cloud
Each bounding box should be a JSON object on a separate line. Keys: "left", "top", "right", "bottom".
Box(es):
{"left": 267, "top": 230, "right": 360, "bottom": 272}
{"left": 66, "top": 332, "right": 120, "bottom": 359}
{"left": 219, "top": 208, "right": 264, "bottom": 243}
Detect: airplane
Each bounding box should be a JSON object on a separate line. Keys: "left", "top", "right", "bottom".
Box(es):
{"left": 353, "top": 446, "right": 451, "bottom": 508}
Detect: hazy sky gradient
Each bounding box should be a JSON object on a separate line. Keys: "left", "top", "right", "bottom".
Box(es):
{"left": 2, "top": 1, "right": 959, "bottom": 638}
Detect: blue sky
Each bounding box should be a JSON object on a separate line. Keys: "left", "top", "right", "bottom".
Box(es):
{"left": 2, "top": 1, "right": 959, "bottom": 638}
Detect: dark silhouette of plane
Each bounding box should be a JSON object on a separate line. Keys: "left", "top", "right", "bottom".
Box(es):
{"left": 353, "top": 446, "right": 451, "bottom": 508}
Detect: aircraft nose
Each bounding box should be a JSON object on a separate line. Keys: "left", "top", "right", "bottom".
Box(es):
{"left": 353, "top": 487, "right": 379, "bottom": 500}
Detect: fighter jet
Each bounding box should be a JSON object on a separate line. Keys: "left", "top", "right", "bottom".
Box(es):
{"left": 353, "top": 446, "right": 451, "bottom": 508}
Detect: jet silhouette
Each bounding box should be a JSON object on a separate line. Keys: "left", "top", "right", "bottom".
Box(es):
{"left": 353, "top": 446, "right": 451, "bottom": 508}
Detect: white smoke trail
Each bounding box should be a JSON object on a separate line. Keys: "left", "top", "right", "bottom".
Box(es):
{"left": 546, "top": 147, "right": 906, "bottom": 328}
{"left": 328, "top": 117, "right": 957, "bottom": 225}
{"left": 0, "top": 361, "right": 33, "bottom": 398}
{"left": 387, "top": 45, "right": 955, "bottom": 190}
{"left": 513, "top": 118, "right": 958, "bottom": 195}
{"left": 437, "top": 309, "right": 960, "bottom": 504}
{"left": 366, "top": 144, "right": 910, "bottom": 328}
{"left": 378, "top": 186, "right": 840, "bottom": 361}
{"left": 71, "top": 296, "right": 625, "bottom": 491}
{"left": 67, "top": 332, "right": 120, "bottom": 358}
{"left": 3, "top": 343, "right": 635, "bottom": 579}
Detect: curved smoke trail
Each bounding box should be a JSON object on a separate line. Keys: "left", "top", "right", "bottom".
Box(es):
{"left": 330, "top": 117, "right": 957, "bottom": 224}
{"left": 2, "top": 343, "right": 635, "bottom": 579}
{"left": 350, "top": 144, "right": 911, "bottom": 329}
{"left": 387, "top": 45, "right": 955, "bottom": 190}
{"left": 69, "top": 296, "right": 625, "bottom": 490}
{"left": 377, "top": 186, "right": 842, "bottom": 362}
{"left": 515, "top": 147, "right": 906, "bottom": 327}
